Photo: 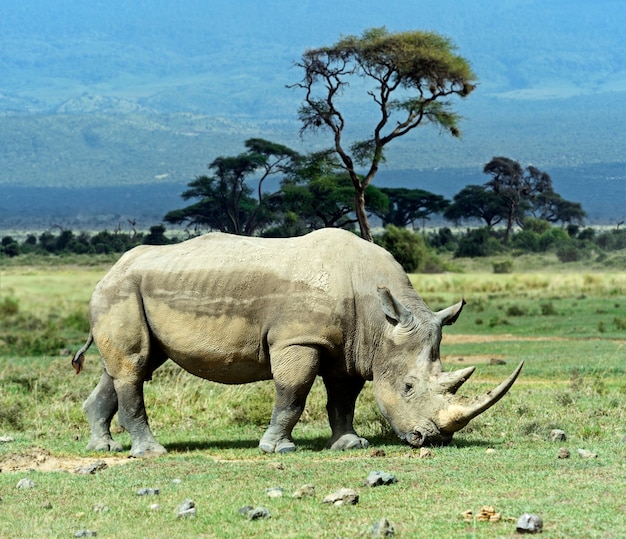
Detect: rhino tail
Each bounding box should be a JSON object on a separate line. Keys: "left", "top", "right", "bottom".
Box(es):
{"left": 72, "top": 332, "right": 93, "bottom": 375}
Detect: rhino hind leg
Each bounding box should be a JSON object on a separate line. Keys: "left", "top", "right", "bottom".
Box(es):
{"left": 113, "top": 376, "right": 167, "bottom": 458}
{"left": 259, "top": 345, "right": 320, "bottom": 454}
{"left": 323, "top": 376, "right": 369, "bottom": 450}
{"left": 83, "top": 368, "right": 123, "bottom": 452}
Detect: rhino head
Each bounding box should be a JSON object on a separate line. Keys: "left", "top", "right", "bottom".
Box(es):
{"left": 373, "top": 287, "right": 523, "bottom": 447}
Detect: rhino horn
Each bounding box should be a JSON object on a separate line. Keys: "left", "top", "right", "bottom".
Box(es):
{"left": 436, "top": 366, "right": 476, "bottom": 394}
{"left": 438, "top": 361, "right": 524, "bottom": 432}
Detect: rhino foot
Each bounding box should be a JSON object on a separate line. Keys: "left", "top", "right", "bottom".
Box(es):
{"left": 86, "top": 437, "right": 123, "bottom": 453}
{"left": 129, "top": 441, "right": 167, "bottom": 458}
{"left": 259, "top": 437, "right": 296, "bottom": 454}
{"left": 328, "top": 434, "right": 369, "bottom": 451}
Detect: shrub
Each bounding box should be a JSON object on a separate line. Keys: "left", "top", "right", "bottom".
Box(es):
{"left": 493, "top": 260, "right": 513, "bottom": 274}
{"left": 454, "top": 228, "right": 502, "bottom": 258}
{"left": 0, "top": 296, "right": 19, "bottom": 317}
{"left": 539, "top": 227, "right": 570, "bottom": 251}
{"left": 556, "top": 241, "right": 584, "bottom": 262}
{"left": 376, "top": 226, "right": 442, "bottom": 273}
{"left": 511, "top": 229, "right": 541, "bottom": 252}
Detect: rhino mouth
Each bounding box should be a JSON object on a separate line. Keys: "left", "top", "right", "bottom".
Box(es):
{"left": 402, "top": 428, "right": 453, "bottom": 448}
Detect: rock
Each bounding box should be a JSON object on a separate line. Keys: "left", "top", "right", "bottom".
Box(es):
{"left": 75, "top": 461, "right": 108, "bottom": 475}
{"left": 485, "top": 448, "right": 496, "bottom": 455}
{"left": 246, "top": 507, "right": 271, "bottom": 520}
{"left": 516, "top": 513, "right": 543, "bottom": 534}
{"left": 577, "top": 448, "right": 598, "bottom": 459}
{"left": 238, "top": 505, "right": 254, "bottom": 516}
{"left": 557, "top": 447, "right": 570, "bottom": 459}
{"left": 41, "top": 500, "right": 52, "bottom": 510}
{"left": 16, "top": 478, "right": 35, "bottom": 489}
{"left": 323, "top": 488, "right": 359, "bottom": 506}
{"left": 149, "top": 503, "right": 160, "bottom": 511}
{"left": 265, "top": 487, "right": 284, "bottom": 498}
{"left": 364, "top": 471, "right": 397, "bottom": 487}
{"left": 137, "top": 487, "right": 160, "bottom": 496}
{"left": 74, "top": 531, "right": 97, "bottom": 538}
{"left": 549, "top": 429, "right": 567, "bottom": 442}
{"left": 0, "top": 436, "right": 15, "bottom": 443}
{"left": 371, "top": 517, "right": 395, "bottom": 537}
{"left": 92, "top": 503, "right": 109, "bottom": 513}
{"left": 176, "top": 499, "right": 196, "bottom": 519}
{"left": 172, "top": 478, "right": 182, "bottom": 485}
{"left": 489, "top": 358, "right": 507, "bottom": 365}
{"left": 370, "top": 449, "right": 386, "bottom": 458}
{"left": 419, "top": 447, "right": 433, "bottom": 459}
{"left": 292, "top": 484, "right": 315, "bottom": 499}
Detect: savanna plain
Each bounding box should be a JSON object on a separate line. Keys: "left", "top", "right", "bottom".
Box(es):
{"left": 0, "top": 253, "right": 625, "bottom": 538}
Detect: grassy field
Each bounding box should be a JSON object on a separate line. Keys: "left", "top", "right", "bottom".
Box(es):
{"left": 0, "top": 258, "right": 625, "bottom": 538}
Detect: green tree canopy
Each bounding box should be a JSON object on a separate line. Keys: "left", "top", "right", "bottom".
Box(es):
{"left": 291, "top": 27, "right": 476, "bottom": 241}
{"left": 376, "top": 187, "right": 449, "bottom": 228}
{"left": 443, "top": 184, "right": 508, "bottom": 227}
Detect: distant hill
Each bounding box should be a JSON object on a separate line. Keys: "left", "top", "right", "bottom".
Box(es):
{"left": 0, "top": 0, "right": 624, "bottom": 228}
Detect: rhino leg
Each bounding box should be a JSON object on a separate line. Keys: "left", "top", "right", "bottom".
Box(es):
{"left": 83, "top": 368, "right": 123, "bottom": 452}
{"left": 113, "top": 377, "right": 167, "bottom": 458}
{"left": 323, "top": 376, "right": 369, "bottom": 450}
{"left": 259, "top": 345, "right": 320, "bottom": 453}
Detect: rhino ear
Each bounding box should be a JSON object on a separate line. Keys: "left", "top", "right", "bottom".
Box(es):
{"left": 436, "top": 299, "right": 466, "bottom": 326}
{"left": 378, "top": 287, "right": 414, "bottom": 327}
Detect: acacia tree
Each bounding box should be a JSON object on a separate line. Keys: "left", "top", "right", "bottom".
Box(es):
{"left": 376, "top": 187, "right": 449, "bottom": 228}
{"left": 164, "top": 139, "right": 300, "bottom": 235}
{"left": 291, "top": 27, "right": 476, "bottom": 241}
{"left": 443, "top": 185, "right": 507, "bottom": 227}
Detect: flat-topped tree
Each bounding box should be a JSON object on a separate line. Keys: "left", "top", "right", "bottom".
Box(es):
{"left": 291, "top": 27, "right": 477, "bottom": 241}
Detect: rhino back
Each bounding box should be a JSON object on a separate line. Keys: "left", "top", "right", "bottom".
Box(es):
{"left": 90, "top": 229, "right": 412, "bottom": 382}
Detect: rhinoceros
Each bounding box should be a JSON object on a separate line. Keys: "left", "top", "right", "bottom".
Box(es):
{"left": 73, "top": 228, "right": 523, "bottom": 457}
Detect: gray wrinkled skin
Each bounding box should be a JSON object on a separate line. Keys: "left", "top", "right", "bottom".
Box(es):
{"left": 74, "top": 229, "right": 522, "bottom": 457}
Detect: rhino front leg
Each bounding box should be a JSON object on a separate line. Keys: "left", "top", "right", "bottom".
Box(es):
{"left": 83, "top": 368, "right": 123, "bottom": 452}
{"left": 259, "top": 345, "right": 320, "bottom": 453}
{"left": 323, "top": 376, "right": 369, "bottom": 450}
{"left": 113, "top": 378, "right": 167, "bottom": 458}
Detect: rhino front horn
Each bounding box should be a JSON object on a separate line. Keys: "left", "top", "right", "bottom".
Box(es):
{"left": 438, "top": 361, "right": 524, "bottom": 432}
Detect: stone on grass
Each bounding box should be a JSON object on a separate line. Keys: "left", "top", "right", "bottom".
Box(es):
{"left": 176, "top": 499, "right": 196, "bottom": 519}
{"left": 0, "top": 436, "right": 15, "bottom": 443}
{"left": 323, "top": 488, "right": 359, "bottom": 506}
{"left": 93, "top": 503, "right": 109, "bottom": 513}
{"left": 577, "top": 448, "right": 598, "bottom": 459}
{"left": 41, "top": 500, "right": 52, "bottom": 510}
{"left": 292, "top": 484, "right": 315, "bottom": 499}
{"left": 371, "top": 517, "right": 395, "bottom": 537}
{"left": 365, "top": 471, "right": 397, "bottom": 487}
{"left": 516, "top": 513, "right": 543, "bottom": 534}
{"left": 16, "top": 478, "right": 35, "bottom": 489}
{"left": 246, "top": 507, "right": 271, "bottom": 521}
{"left": 75, "top": 461, "right": 108, "bottom": 475}
{"left": 74, "top": 531, "right": 97, "bottom": 538}
{"left": 265, "top": 487, "right": 284, "bottom": 498}
{"left": 557, "top": 447, "right": 570, "bottom": 459}
{"left": 419, "top": 447, "right": 433, "bottom": 459}
{"left": 549, "top": 429, "right": 567, "bottom": 442}
{"left": 137, "top": 487, "right": 160, "bottom": 496}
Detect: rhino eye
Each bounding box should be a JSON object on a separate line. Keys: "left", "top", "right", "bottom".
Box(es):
{"left": 404, "top": 382, "right": 414, "bottom": 395}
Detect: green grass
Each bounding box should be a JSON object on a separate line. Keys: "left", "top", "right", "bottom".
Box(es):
{"left": 0, "top": 263, "right": 625, "bottom": 538}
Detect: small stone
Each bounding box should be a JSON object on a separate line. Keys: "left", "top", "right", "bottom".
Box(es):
{"left": 149, "top": 503, "right": 160, "bottom": 511}
{"left": 485, "top": 448, "right": 496, "bottom": 455}
{"left": 489, "top": 358, "right": 506, "bottom": 365}
{"left": 238, "top": 505, "right": 254, "bottom": 516}
{"left": 370, "top": 449, "right": 386, "bottom": 457}
{"left": 0, "top": 436, "right": 15, "bottom": 443}
{"left": 419, "top": 447, "right": 433, "bottom": 459}
{"left": 371, "top": 517, "right": 395, "bottom": 537}
{"left": 16, "top": 478, "right": 35, "bottom": 489}
{"left": 268, "top": 462, "right": 284, "bottom": 470}
{"left": 75, "top": 461, "right": 108, "bottom": 475}
{"left": 176, "top": 499, "right": 196, "bottom": 519}
{"left": 74, "top": 531, "right": 97, "bottom": 538}
{"left": 557, "top": 447, "right": 570, "bottom": 459}
{"left": 92, "top": 503, "right": 109, "bottom": 513}
{"left": 516, "top": 513, "right": 543, "bottom": 534}
{"left": 172, "top": 478, "right": 182, "bottom": 485}
{"left": 247, "top": 507, "right": 271, "bottom": 520}
{"left": 265, "top": 487, "right": 284, "bottom": 498}
{"left": 323, "top": 488, "right": 359, "bottom": 506}
{"left": 549, "top": 429, "right": 567, "bottom": 442}
{"left": 577, "top": 448, "right": 598, "bottom": 459}
{"left": 41, "top": 500, "right": 52, "bottom": 510}
{"left": 137, "top": 487, "right": 160, "bottom": 496}
{"left": 365, "top": 471, "right": 397, "bottom": 487}
{"left": 292, "top": 484, "right": 315, "bottom": 499}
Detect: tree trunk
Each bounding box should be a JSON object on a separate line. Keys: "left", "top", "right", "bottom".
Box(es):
{"left": 354, "top": 188, "right": 372, "bottom": 241}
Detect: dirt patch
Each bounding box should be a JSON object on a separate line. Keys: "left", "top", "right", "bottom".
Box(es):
{"left": 0, "top": 447, "right": 131, "bottom": 474}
